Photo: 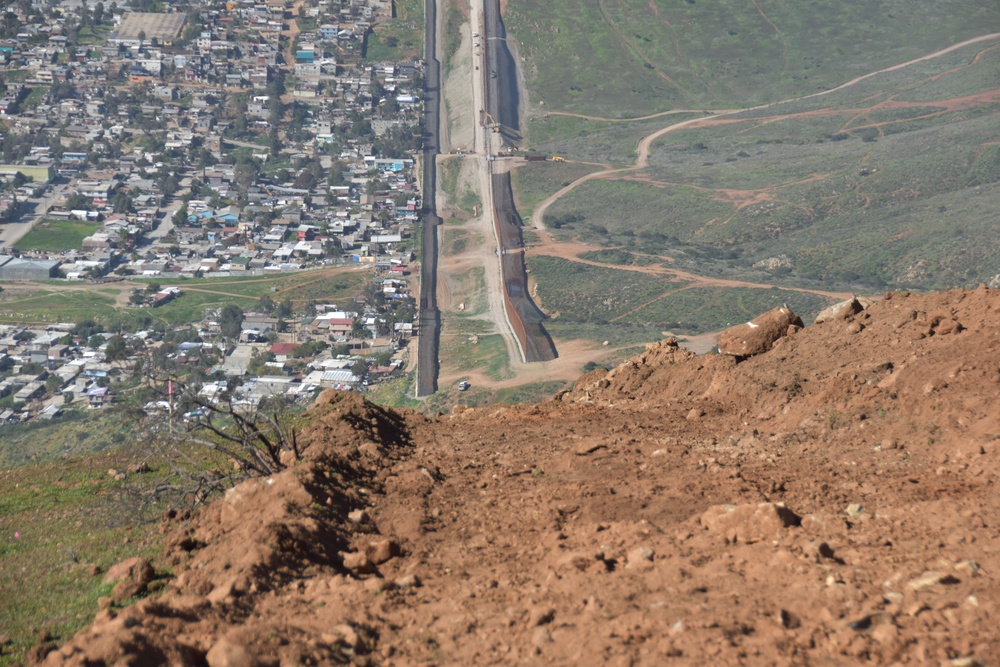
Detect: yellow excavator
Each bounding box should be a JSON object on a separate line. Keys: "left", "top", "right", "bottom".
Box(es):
{"left": 484, "top": 111, "right": 501, "bottom": 134}
{"left": 551, "top": 156, "right": 566, "bottom": 162}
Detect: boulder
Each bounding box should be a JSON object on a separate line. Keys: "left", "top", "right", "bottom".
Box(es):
{"left": 718, "top": 307, "right": 804, "bottom": 358}
{"left": 814, "top": 297, "right": 864, "bottom": 324}
{"left": 367, "top": 538, "right": 401, "bottom": 565}
{"left": 206, "top": 637, "right": 260, "bottom": 667}
{"left": 102, "top": 557, "right": 154, "bottom": 586}
{"left": 700, "top": 502, "right": 801, "bottom": 544}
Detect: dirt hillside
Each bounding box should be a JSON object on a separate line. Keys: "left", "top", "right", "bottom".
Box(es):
{"left": 32, "top": 287, "right": 1000, "bottom": 666}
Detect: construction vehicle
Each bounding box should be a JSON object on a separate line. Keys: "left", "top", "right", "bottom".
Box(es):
{"left": 484, "top": 111, "right": 501, "bottom": 134}
{"left": 551, "top": 156, "right": 566, "bottom": 162}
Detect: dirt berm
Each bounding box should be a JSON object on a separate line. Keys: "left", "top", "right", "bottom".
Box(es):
{"left": 34, "top": 288, "right": 1000, "bottom": 665}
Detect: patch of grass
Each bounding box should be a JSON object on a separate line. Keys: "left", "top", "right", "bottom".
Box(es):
{"left": 0, "top": 290, "right": 116, "bottom": 325}
{"left": 538, "top": 41, "right": 1000, "bottom": 290}
{"left": 442, "top": 0, "right": 468, "bottom": 72}
{"left": 439, "top": 158, "right": 481, "bottom": 219}
{"left": 367, "top": 373, "right": 565, "bottom": 413}
{"left": 0, "top": 450, "right": 165, "bottom": 666}
{"left": 506, "top": 0, "right": 1000, "bottom": 115}
{"left": 19, "top": 87, "right": 45, "bottom": 111}
{"left": 511, "top": 161, "right": 603, "bottom": 223}
{"left": 545, "top": 320, "right": 665, "bottom": 348}
{"left": 13, "top": 220, "right": 101, "bottom": 252}
{"left": 0, "top": 408, "right": 137, "bottom": 468}
{"left": 0, "top": 271, "right": 365, "bottom": 328}
{"left": 525, "top": 114, "right": 700, "bottom": 165}
{"left": 628, "top": 286, "right": 831, "bottom": 334}
{"left": 527, "top": 255, "right": 689, "bottom": 323}
{"left": 439, "top": 324, "right": 512, "bottom": 382}
{"left": 363, "top": 0, "right": 424, "bottom": 61}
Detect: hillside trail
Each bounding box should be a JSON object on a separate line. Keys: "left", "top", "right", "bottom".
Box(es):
{"left": 38, "top": 288, "right": 1000, "bottom": 667}
{"left": 520, "top": 33, "right": 1000, "bottom": 306}
{"left": 524, "top": 233, "right": 855, "bottom": 301}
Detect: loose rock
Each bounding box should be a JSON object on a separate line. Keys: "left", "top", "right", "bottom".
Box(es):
{"left": 718, "top": 307, "right": 804, "bottom": 358}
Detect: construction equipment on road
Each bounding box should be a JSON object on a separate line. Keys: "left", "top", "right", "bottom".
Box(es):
{"left": 484, "top": 111, "right": 501, "bottom": 134}
{"left": 550, "top": 156, "right": 566, "bottom": 162}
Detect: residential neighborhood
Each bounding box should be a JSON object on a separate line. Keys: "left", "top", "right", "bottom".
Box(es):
{"left": 0, "top": 0, "right": 427, "bottom": 424}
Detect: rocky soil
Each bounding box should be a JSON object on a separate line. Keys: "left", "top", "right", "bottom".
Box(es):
{"left": 31, "top": 288, "right": 1000, "bottom": 666}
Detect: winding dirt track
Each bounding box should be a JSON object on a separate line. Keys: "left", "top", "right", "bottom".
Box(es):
{"left": 524, "top": 33, "right": 1000, "bottom": 299}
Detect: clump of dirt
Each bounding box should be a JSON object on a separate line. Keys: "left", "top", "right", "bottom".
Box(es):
{"left": 35, "top": 289, "right": 1000, "bottom": 666}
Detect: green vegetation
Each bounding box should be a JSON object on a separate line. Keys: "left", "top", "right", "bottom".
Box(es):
{"left": 577, "top": 249, "right": 660, "bottom": 267}
{"left": 528, "top": 256, "right": 830, "bottom": 334}
{"left": 506, "top": 0, "right": 1000, "bottom": 116}
{"left": 364, "top": 0, "right": 423, "bottom": 61}
{"left": 13, "top": 220, "right": 101, "bottom": 252}
{"left": 536, "top": 40, "right": 1000, "bottom": 290}
{"left": 0, "top": 290, "right": 116, "bottom": 325}
{"left": 368, "top": 372, "right": 566, "bottom": 413}
{"left": 438, "top": 317, "right": 512, "bottom": 381}
{"left": 524, "top": 114, "right": 699, "bottom": 165}
{"left": 439, "top": 158, "right": 481, "bottom": 219}
{"left": 0, "top": 272, "right": 365, "bottom": 328}
{"left": 442, "top": 0, "right": 468, "bottom": 72}
{"left": 0, "top": 408, "right": 137, "bottom": 468}
{"left": 546, "top": 320, "right": 665, "bottom": 348}
{"left": 0, "top": 451, "right": 164, "bottom": 665}
{"left": 527, "top": 255, "right": 690, "bottom": 323}
{"left": 511, "top": 161, "right": 602, "bottom": 223}
{"left": 628, "top": 286, "right": 830, "bottom": 333}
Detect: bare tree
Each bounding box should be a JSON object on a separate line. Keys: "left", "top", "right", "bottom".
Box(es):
{"left": 118, "top": 376, "right": 304, "bottom": 508}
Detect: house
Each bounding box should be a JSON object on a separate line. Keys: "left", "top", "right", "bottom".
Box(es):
{"left": 269, "top": 342, "right": 300, "bottom": 361}
{"left": 86, "top": 385, "right": 110, "bottom": 408}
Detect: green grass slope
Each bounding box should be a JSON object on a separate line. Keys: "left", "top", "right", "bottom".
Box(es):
{"left": 506, "top": 0, "right": 1000, "bottom": 116}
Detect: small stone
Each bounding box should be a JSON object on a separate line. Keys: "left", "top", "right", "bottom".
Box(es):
{"left": 395, "top": 574, "right": 421, "bottom": 588}
{"left": 341, "top": 551, "right": 374, "bottom": 574}
{"left": 955, "top": 560, "right": 980, "bottom": 575}
{"left": 871, "top": 622, "right": 898, "bottom": 645}
{"left": 944, "top": 659, "right": 982, "bottom": 667}
{"left": 804, "top": 541, "right": 836, "bottom": 560}
{"left": 367, "top": 539, "right": 400, "bottom": 565}
{"left": 531, "top": 627, "right": 552, "bottom": 646}
{"left": 86, "top": 563, "right": 101, "bottom": 577}
{"left": 814, "top": 298, "right": 864, "bottom": 324}
{"left": 905, "top": 601, "right": 930, "bottom": 616}
{"left": 358, "top": 442, "right": 388, "bottom": 459}
{"left": 206, "top": 637, "right": 260, "bottom": 667}
{"left": 93, "top": 610, "right": 115, "bottom": 625}
{"left": 686, "top": 408, "right": 704, "bottom": 421}
{"left": 626, "top": 546, "right": 654, "bottom": 568}
{"left": 325, "top": 624, "right": 366, "bottom": 652}
{"left": 700, "top": 502, "right": 801, "bottom": 544}
{"left": 845, "top": 503, "right": 864, "bottom": 518}
{"left": 529, "top": 607, "right": 555, "bottom": 626}
{"left": 347, "top": 509, "right": 369, "bottom": 524}
{"left": 573, "top": 440, "right": 605, "bottom": 456}
{"left": 907, "top": 571, "right": 959, "bottom": 591}
{"left": 364, "top": 577, "right": 394, "bottom": 593}
{"left": 778, "top": 609, "right": 800, "bottom": 629}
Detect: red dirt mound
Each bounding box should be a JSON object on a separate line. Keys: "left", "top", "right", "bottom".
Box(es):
{"left": 35, "top": 289, "right": 1000, "bottom": 666}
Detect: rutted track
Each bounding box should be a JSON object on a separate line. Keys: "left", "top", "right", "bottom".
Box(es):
{"left": 415, "top": 0, "right": 442, "bottom": 397}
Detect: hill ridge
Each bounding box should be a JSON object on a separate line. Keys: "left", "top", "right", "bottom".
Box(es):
{"left": 34, "top": 287, "right": 1000, "bottom": 666}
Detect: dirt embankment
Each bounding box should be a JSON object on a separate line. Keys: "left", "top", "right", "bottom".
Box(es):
{"left": 35, "top": 287, "right": 1000, "bottom": 666}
